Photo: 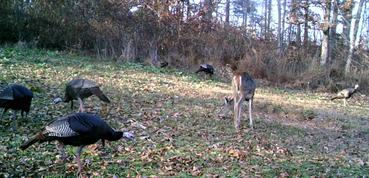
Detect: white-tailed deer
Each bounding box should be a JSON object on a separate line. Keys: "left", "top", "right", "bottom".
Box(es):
{"left": 219, "top": 72, "right": 256, "bottom": 130}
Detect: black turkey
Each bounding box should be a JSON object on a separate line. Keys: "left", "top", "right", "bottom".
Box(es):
{"left": 0, "top": 84, "right": 33, "bottom": 130}
{"left": 55, "top": 79, "right": 110, "bottom": 112}
{"left": 20, "top": 113, "right": 134, "bottom": 175}
{"left": 159, "top": 61, "right": 169, "bottom": 68}
{"left": 195, "top": 64, "right": 214, "bottom": 76}
{"left": 331, "top": 84, "right": 359, "bottom": 106}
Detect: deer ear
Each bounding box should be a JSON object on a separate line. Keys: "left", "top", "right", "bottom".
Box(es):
{"left": 225, "top": 97, "right": 232, "bottom": 103}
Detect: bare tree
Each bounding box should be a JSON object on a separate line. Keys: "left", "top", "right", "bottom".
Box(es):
{"left": 225, "top": 0, "right": 230, "bottom": 25}
{"left": 264, "top": 0, "right": 268, "bottom": 38}
{"left": 267, "top": 0, "right": 272, "bottom": 35}
{"left": 303, "top": 0, "right": 310, "bottom": 47}
{"left": 320, "top": 0, "right": 331, "bottom": 67}
{"left": 329, "top": 0, "right": 339, "bottom": 61}
{"left": 341, "top": 0, "right": 354, "bottom": 45}
{"left": 233, "top": 0, "right": 257, "bottom": 28}
{"left": 345, "top": 0, "right": 365, "bottom": 75}
{"left": 282, "top": 0, "right": 287, "bottom": 49}
{"left": 277, "top": 0, "right": 283, "bottom": 53}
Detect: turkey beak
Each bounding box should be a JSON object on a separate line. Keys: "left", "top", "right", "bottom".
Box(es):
{"left": 123, "top": 131, "right": 135, "bottom": 141}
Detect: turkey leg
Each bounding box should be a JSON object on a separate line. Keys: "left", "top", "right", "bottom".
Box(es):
{"left": 78, "top": 98, "right": 84, "bottom": 112}
{"left": 76, "top": 146, "right": 84, "bottom": 176}
{"left": 11, "top": 111, "right": 17, "bottom": 131}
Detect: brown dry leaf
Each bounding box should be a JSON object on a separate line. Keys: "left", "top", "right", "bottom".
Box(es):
{"left": 228, "top": 148, "right": 247, "bottom": 159}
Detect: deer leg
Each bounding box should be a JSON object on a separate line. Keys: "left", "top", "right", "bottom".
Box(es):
{"left": 238, "top": 100, "right": 243, "bottom": 128}
{"left": 249, "top": 99, "right": 253, "bottom": 129}
{"left": 344, "top": 99, "right": 347, "bottom": 107}
{"left": 234, "top": 97, "right": 243, "bottom": 130}
{"left": 78, "top": 98, "right": 84, "bottom": 112}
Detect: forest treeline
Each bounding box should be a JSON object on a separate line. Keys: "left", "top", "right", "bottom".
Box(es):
{"left": 0, "top": 0, "right": 368, "bottom": 92}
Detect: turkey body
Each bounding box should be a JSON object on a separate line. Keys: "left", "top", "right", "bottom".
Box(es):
{"left": 20, "top": 113, "right": 134, "bottom": 175}
{"left": 331, "top": 84, "right": 359, "bottom": 106}
{"left": 0, "top": 84, "right": 33, "bottom": 130}
{"left": 0, "top": 84, "right": 33, "bottom": 116}
{"left": 20, "top": 113, "right": 124, "bottom": 149}
{"left": 195, "top": 64, "right": 214, "bottom": 76}
{"left": 63, "top": 79, "right": 110, "bottom": 112}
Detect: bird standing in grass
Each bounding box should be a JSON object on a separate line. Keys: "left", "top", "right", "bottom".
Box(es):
{"left": 195, "top": 64, "right": 214, "bottom": 76}
{"left": 0, "top": 84, "right": 33, "bottom": 131}
{"left": 54, "top": 79, "right": 110, "bottom": 112}
{"left": 20, "top": 113, "right": 134, "bottom": 176}
{"left": 331, "top": 84, "right": 359, "bottom": 106}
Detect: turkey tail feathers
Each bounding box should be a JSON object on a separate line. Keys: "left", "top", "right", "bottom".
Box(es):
{"left": 20, "top": 135, "right": 39, "bottom": 150}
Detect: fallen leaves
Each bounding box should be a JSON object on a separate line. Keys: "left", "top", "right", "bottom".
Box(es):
{"left": 1, "top": 47, "right": 369, "bottom": 177}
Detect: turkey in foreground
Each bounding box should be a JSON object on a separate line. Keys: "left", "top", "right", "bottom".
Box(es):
{"left": 0, "top": 84, "right": 33, "bottom": 130}
{"left": 331, "top": 84, "right": 359, "bottom": 106}
{"left": 20, "top": 113, "right": 134, "bottom": 175}
{"left": 55, "top": 79, "right": 110, "bottom": 112}
{"left": 195, "top": 64, "right": 214, "bottom": 76}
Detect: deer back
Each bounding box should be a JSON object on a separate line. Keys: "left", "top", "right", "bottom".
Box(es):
{"left": 232, "top": 72, "right": 255, "bottom": 101}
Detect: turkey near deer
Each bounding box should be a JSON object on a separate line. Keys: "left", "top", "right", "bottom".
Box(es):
{"left": 54, "top": 79, "right": 110, "bottom": 112}
{"left": 20, "top": 113, "right": 134, "bottom": 176}
{"left": 195, "top": 64, "right": 214, "bottom": 76}
{"left": 0, "top": 84, "right": 33, "bottom": 131}
{"left": 331, "top": 84, "right": 359, "bottom": 106}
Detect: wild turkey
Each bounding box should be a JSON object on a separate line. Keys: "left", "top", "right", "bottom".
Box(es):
{"left": 195, "top": 64, "right": 214, "bottom": 76}
{"left": 219, "top": 72, "right": 256, "bottom": 129}
{"left": 55, "top": 79, "right": 110, "bottom": 112}
{"left": 159, "top": 61, "right": 169, "bottom": 68}
{"left": 331, "top": 84, "right": 359, "bottom": 106}
{"left": 20, "top": 113, "right": 134, "bottom": 175}
{"left": 0, "top": 84, "right": 33, "bottom": 130}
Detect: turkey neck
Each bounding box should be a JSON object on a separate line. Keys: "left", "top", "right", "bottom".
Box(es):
{"left": 105, "top": 131, "right": 123, "bottom": 141}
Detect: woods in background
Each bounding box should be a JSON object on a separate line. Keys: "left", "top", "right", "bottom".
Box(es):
{"left": 0, "top": 0, "right": 368, "bottom": 92}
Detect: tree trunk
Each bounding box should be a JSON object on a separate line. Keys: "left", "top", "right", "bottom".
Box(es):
{"left": 149, "top": 41, "right": 158, "bottom": 66}
{"left": 281, "top": 0, "right": 287, "bottom": 51}
{"left": 345, "top": 0, "right": 365, "bottom": 75}
{"left": 186, "top": 0, "right": 191, "bottom": 20}
{"left": 290, "top": 0, "right": 298, "bottom": 44}
{"left": 341, "top": 0, "right": 354, "bottom": 46}
{"left": 264, "top": 0, "right": 268, "bottom": 38}
{"left": 303, "top": 0, "right": 309, "bottom": 47}
{"left": 277, "top": 0, "right": 282, "bottom": 53}
{"left": 329, "top": 0, "right": 338, "bottom": 62}
{"left": 320, "top": 0, "right": 331, "bottom": 67}
{"left": 267, "top": 0, "right": 272, "bottom": 35}
{"left": 296, "top": 23, "right": 301, "bottom": 46}
{"left": 225, "top": 0, "right": 230, "bottom": 25}
{"left": 202, "top": 0, "right": 213, "bottom": 32}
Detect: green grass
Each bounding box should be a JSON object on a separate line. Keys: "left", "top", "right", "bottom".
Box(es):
{"left": 0, "top": 46, "right": 368, "bottom": 177}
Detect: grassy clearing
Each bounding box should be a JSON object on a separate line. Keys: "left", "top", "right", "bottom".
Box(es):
{"left": 0, "top": 46, "right": 368, "bottom": 177}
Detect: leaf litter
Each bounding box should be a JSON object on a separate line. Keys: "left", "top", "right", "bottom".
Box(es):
{"left": 0, "top": 47, "right": 368, "bottom": 177}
